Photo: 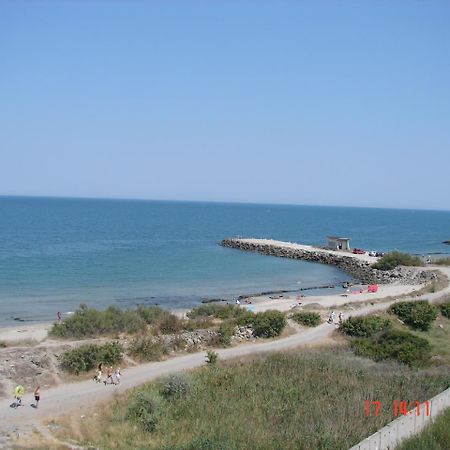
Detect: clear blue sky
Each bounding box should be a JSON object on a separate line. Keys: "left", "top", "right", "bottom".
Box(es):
{"left": 1, "top": 1, "right": 449, "bottom": 210}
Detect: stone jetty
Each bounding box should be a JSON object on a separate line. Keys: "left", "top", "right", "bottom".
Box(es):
{"left": 221, "top": 238, "right": 437, "bottom": 285}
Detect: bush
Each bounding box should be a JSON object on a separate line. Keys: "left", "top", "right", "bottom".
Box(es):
{"left": 217, "top": 322, "right": 235, "bottom": 347}
{"left": 136, "top": 305, "right": 168, "bottom": 324}
{"left": 351, "top": 329, "right": 432, "bottom": 367}
{"left": 373, "top": 252, "right": 423, "bottom": 271}
{"left": 206, "top": 350, "right": 219, "bottom": 365}
{"left": 434, "top": 257, "right": 450, "bottom": 266}
{"left": 340, "top": 315, "right": 390, "bottom": 337}
{"left": 156, "top": 313, "right": 184, "bottom": 334}
{"left": 389, "top": 301, "right": 438, "bottom": 331}
{"left": 188, "top": 303, "right": 253, "bottom": 322}
{"left": 439, "top": 301, "right": 450, "bottom": 319}
{"left": 161, "top": 374, "right": 190, "bottom": 400}
{"left": 291, "top": 312, "right": 321, "bottom": 327}
{"left": 128, "top": 336, "right": 169, "bottom": 362}
{"left": 183, "top": 317, "right": 215, "bottom": 332}
{"left": 127, "top": 391, "right": 161, "bottom": 432}
{"left": 50, "top": 304, "right": 147, "bottom": 338}
{"left": 59, "top": 342, "right": 123, "bottom": 374}
{"left": 252, "top": 310, "right": 287, "bottom": 338}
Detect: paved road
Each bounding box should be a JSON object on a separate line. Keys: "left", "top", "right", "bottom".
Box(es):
{"left": 1, "top": 266, "right": 448, "bottom": 445}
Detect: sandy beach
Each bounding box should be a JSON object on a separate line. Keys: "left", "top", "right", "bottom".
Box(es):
{"left": 247, "top": 283, "right": 422, "bottom": 313}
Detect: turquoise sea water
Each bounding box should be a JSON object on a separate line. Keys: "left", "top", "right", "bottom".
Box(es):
{"left": 0, "top": 196, "right": 449, "bottom": 325}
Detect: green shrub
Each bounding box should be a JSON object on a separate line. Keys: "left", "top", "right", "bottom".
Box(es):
{"left": 252, "top": 310, "right": 287, "bottom": 338}
{"left": 340, "top": 315, "right": 390, "bottom": 337}
{"left": 291, "top": 312, "right": 321, "bottom": 327}
{"left": 373, "top": 252, "right": 423, "bottom": 271}
{"left": 128, "top": 336, "right": 169, "bottom": 362}
{"left": 434, "top": 257, "right": 450, "bottom": 266}
{"left": 206, "top": 350, "right": 219, "bottom": 365}
{"left": 127, "top": 391, "right": 161, "bottom": 432}
{"left": 161, "top": 374, "right": 190, "bottom": 400}
{"left": 183, "top": 317, "right": 215, "bottom": 332}
{"left": 50, "top": 304, "right": 147, "bottom": 338}
{"left": 188, "top": 303, "right": 252, "bottom": 322}
{"left": 136, "top": 305, "right": 168, "bottom": 324}
{"left": 156, "top": 313, "right": 184, "bottom": 334}
{"left": 59, "top": 342, "right": 123, "bottom": 374}
{"left": 217, "top": 322, "right": 235, "bottom": 347}
{"left": 389, "top": 301, "right": 438, "bottom": 331}
{"left": 439, "top": 301, "right": 450, "bottom": 319}
{"left": 351, "top": 330, "right": 432, "bottom": 367}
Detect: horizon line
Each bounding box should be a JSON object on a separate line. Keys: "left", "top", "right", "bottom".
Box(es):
{"left": 0, "top": 193, "right": 449, "bottom": 213}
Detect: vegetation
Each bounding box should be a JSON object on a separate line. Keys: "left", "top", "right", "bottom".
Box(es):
{"left": 50, "top": 304, "right": 213, "bottom": 339}
{"left": 217, "top": 322, "right": 235, "bottom": 347}
{"left": 434, "top": 257, "right": 450, "bottom": 266}
{"left": 439, "top": 301, "right": 450, "bottom": 319}
{"left": 205, "top": 350, "right": 219, "bottom": 365}
{"left": 252, "top": 310, "right": 287, "bottom": 338}
{"left": 160, "top": 374, "right": 190, "bottom": 401}
{"left": 397, "top": 407, "right": 450, "bottom": 450}
{"left": 351, "top": 329, "right": 432, "bottom": 367}
{"left": 340, "top": 315, "right": 390, "bottom": 337}
{"left": 67, "top": 348, "right": 450, "bottom": 450}
{"left": 59, "top": 342, "right": 123, "bottom": 374}
{"left": 373, "top": 251, "right": 423, "bottom": 271}
{"left": 187, "top": 303, "right": 254, "bottom": 325}
{"left": 291, "top": 311, "right": 321, "bottom": 327}
{"left": 389, "top": 301, "right": 438, "bottom": 331}
{"left": 128, "top": 336, "right": 169, "bottom": 362}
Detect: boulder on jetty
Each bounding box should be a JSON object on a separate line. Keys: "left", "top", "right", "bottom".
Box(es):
{"left": 221, "top": 238, "right": 437, "bottom": 286}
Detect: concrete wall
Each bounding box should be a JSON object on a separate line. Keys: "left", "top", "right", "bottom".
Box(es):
{"left": 348, "top": 388, "right": 450, "bottom": 450}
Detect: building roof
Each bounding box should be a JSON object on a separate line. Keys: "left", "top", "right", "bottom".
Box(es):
{"left": 327, "top": 236, "right": 350, "bottom": 241}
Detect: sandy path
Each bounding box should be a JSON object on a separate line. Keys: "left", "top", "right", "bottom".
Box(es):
{"left": 0, "top": 265, "right": 448, "bottom": 446}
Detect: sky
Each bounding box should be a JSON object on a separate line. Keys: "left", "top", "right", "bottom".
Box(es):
{"left": 1, "top": 1, "right": 449, "bottom": 210}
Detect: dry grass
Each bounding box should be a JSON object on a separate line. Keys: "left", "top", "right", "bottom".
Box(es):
{"left": 54, "top": 346, "right": 449, "bottom": 450}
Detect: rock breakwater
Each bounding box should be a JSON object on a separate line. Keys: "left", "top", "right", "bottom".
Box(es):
{"left": 221, "top": 238, "right": 437, "bottom": 286}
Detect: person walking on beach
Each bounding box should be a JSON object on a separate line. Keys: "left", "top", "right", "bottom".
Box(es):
{"left": 114, "top": 367, "right": 121, "bottom": 385}
{"left": 339, "top": 312, "right": 344, "bottom": 324}
{"left": 57, "top": 311, "right": 61, "bottom": 322}
{"left": 94, "top": 362, "right": 103, "bottom": 383}
{"left": 104, "top": 366, "right": 114, "bottom": 385}
{"left": 328, "top": 311, "right": 335, "bottom": 324}
{"left": 14, "top": 385, "right": 24, "bottom": 408}
{"left": 34, "top": 386, "right": 40, "bottom": 409}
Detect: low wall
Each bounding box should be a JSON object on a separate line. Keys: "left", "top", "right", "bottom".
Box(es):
{"left": 349, "top": 388, "right": 450, "bottom": 450}
{"left": 221, "top": 238, "right": 437, "bottom": 286}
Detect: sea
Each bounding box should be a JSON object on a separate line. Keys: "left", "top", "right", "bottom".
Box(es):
{"left": 0, "top": 196, "right": 449, "bottom": 325}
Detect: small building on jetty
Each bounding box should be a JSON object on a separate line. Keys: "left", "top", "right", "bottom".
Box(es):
{"left": 326, "top": 236, "right": 351, "bottom": 251}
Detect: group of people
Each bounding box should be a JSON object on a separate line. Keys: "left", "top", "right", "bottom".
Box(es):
{"left": 12, "top": 385, "right": 40, "bottom": 409}
{"left": 327, "top": 311, "right": 344, "bottom": 324}
{"left": 93, "top": 363, "right": 122, "bottom": 385}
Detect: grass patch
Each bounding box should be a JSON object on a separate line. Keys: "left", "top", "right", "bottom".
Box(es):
{"left": 389, "top": 301, "right": 438, "bottom": 331}
{"left": 59, "top": 342, "right": 123, "bottom": 374}
{"left": 252, "top": 310, "right": 287, "bottom": 338}
{"left": 351, "top": 329, "right": 432, "bottom": 367}
{"left": 49, "top": 304, "right": 207, "bottom": 339}
{"left": 434, "top": 257, "right": 450, "bottom": 266}
{"left": 397, "top": 407, "right": 450, "bottom": 450}
{"left": 340, "top": 315, "right": 390, "bottom": 337}
{"left": 64, "top": 348, "right": 450, "bottom": 450}
{"left": 291, "top": 311, "right": 321, "bottom": 327}
{"left": 128, "top": 336, "right": 169, "bottom": 362}
{"left": 439, "top": 301, "right": 450, "bottom": 319}
{"left": 373, "top": 252, "right": 423, "bottom": 271}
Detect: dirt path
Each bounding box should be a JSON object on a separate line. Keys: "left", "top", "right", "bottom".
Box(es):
{"left": 1, "top": 266, "right": 448, "bottom": 448}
